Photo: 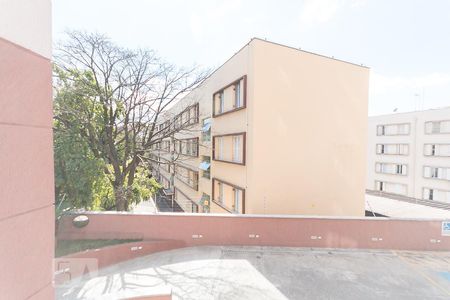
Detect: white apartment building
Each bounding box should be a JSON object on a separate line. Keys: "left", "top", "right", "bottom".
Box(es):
{"left": 367, "top": 107, "right": 450, "bottom": 203}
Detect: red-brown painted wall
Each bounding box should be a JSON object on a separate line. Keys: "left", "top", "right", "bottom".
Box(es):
{"left": 58, "top": 213, "right": 450, "bottom": 251}
{"left": 55, "top": 240, "right": 185, "bottom": 283}
{"left": 0, "top": 37, "right": 54, "bottom": 299}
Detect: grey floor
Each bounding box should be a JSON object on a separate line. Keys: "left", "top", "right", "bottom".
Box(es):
{"left": 56, "top": 246, "right": 450, "bottom": 300}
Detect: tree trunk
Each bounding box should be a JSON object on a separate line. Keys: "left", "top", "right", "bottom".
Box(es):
{"left": 113, "top": 176, "right": 128, "bottom": 211}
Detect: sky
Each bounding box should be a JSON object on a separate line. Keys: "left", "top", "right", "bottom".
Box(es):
{"left": 53, "top": 0, "right": 450, "bottom": 116}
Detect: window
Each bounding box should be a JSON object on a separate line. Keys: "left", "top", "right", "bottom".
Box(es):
{"left": 180, "top": 103, "right": 199, "bottom": 126}
{"left": 425, "top": 120, "right": 450, "bottom": 134}
{"left": 161, "top": 140, "right": 170, "bottom": 152}
{"left": 174, "top": 188, "right": 199, "bottom": 213}
{"left": 186, "top": 140, "right": 192, "bottom": 155}
{"left": 376, "top": 144, "right": 409, "bottom": 155}
{"left": 233, "top": 188, "right": 240, "bottom": 213}
{"left": 163, "top": 162, "right": 170, "bottom": 173}
{"left": 201, "top": 118, "right": 211, "bottom": 142}
{"left": 218, "top": 182, "right": 224, "bottom": 204}
{"left": 175, "top": 164, "right": 199, "bottom": 190}
{"left": 234, "top": 81, "right": 241, "bottom": 108}
{"left": 213, "top": 133, "right": 246, "bottom": 165}
{"left": 212, "top": 178, "right": 245, "bottom": 213}
{"left": 175, "top": 115, "right": 182, "bottom": 129}
{"left": 217, "top": 137, "right": 224, "bottom": 160}
{"left": 375, "top": 163, "right": 407, "bottom": 175}
{"left": 159, "top": 175, "right": 171, "bottom": 190}
{"left": 424, "top": 144, "right": 450, "bottom": 157}
{"left": 173, "top": 104, "right": 199, "bottom": 130}
{"left": 219, "top": 92, "right": 225, "bottom": 114}
{"left": 201, "top": 193, "right": 210, "bottom": 213}
{"left": 423, "top": 188, "right": 450, "bottom": 203}
{"left": 375, "top": 181, "right": 407, "bottom": 195}
{"left": 232, "top": 135, "right": 241, "bottom": 163}
{"left": 423, "top": 166, "right": 450, "bottom": 181}
{"left": 182, "top": 109, "right": 189, "bottom": 124}
{"left": 213, "top": 76, "right": 247, "bottom": 117}
{"left": 177, "top": 138, "right": 198, "bottom": 157}
{"left": 191, "top": 202, "right": 199, "bottom": 213}
{"left": 199, "top": 156, "right": 211, "bottom": 179}
{"left": 376, "top": 123, "right": 410, "bottom": 136}
{"left": 189, "top": 104, "right": 199, "bottom": 124}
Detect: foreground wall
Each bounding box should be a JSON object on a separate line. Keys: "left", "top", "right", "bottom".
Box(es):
{"left": 58, "top": 213, "right": 450, "bottom": 251}
{"left": 0, "top": 1, "right": 54, "bottom": 299}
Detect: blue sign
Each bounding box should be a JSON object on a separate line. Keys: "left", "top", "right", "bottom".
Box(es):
{"left": 442, "top": 221, "right": 450, "bottom": 236}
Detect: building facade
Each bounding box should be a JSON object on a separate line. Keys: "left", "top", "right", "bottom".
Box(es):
{"left": 367, "top": 107, "right": 450, "bottom": 203}
{"left": 151, "top": 38, "right": 369, "bottom": 216}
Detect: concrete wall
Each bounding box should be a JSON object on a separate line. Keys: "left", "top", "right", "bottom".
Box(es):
{"left": 247, "top": 39, "right": 369, "bottom": 216}
{"left": 367, "top": 107, "right": 450, "bottom": 201}
{"left": 0, "top": 1, "right": 54, "bottom": 299}
{"left": 58, "top": 213, "right": 450, "bottom": 251}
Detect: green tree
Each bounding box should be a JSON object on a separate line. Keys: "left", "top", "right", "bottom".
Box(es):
{"left": 53, "top": 67, "right": 110, "bottom": 210}
{"left": 54, "top": 31, "right": 207, "bottom": 210}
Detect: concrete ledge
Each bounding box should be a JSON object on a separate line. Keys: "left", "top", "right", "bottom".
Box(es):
{"left": 62, "top": 209, "right": 450, "bottom": 222}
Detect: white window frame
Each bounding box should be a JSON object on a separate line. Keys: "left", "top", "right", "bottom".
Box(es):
{"left": 233, "top": 188, "right": 240, "bottom": 213}
{"left": 234, "top": 82, "right": 241, "bottom": 108}
{"left": 425, "top": 120, "right": 450, "bottom": 134}
{"left": 232, "top": 135, "right": 241, "bottom": 163}
{"left": 219, "top": 182, "right": 224, "bottom": 204}
{"left": 376, "top": 123, "right": 410, "bottom": 136}
{"left": 219, "top": 92, "right": 225, "bottom": 114}
{"left": 217, "top": 137, "right": 224, "bottom": 160}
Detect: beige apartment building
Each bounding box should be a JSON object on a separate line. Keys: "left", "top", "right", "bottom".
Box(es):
{"left": 150, "top": 38, "right": 369, "bottom": 216}
{"left": 367, "top": 107, "right": 450, "bottom": 203}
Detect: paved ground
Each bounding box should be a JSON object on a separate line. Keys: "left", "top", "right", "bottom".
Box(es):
{"left": 56, "top": 246, "right": 450, "bottom": 300}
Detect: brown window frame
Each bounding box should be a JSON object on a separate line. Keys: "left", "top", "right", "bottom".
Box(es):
{"left": 160, "top": 140, "right": 171, "bottom": 152}
{"left": 211, "top": 177, "right": 245, "bottom": 214}
{"left": 212, "top": 132, "right": 246, "bottom": 165}
{"left": 175, "top": 163, "right": 199, "bottom": 191}
{"left": 174, "top": 187, "right": 200, "bottom": 213}
{"left": 179, "top": 103, "right": 200, "bottom": 127}
{"left": 212, "top": 75, "right": 247, "bottom": 118}
{"left": 175, "top": 137, "right": 199, "bottom": 157}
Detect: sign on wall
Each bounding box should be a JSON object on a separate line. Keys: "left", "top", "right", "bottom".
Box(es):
{"left": 441, "top": 221, "right": 450, "bottom": 236}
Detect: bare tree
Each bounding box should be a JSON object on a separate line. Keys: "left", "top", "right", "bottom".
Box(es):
{"left": 54, "top": 31, "right": 209, "bottom": 211}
